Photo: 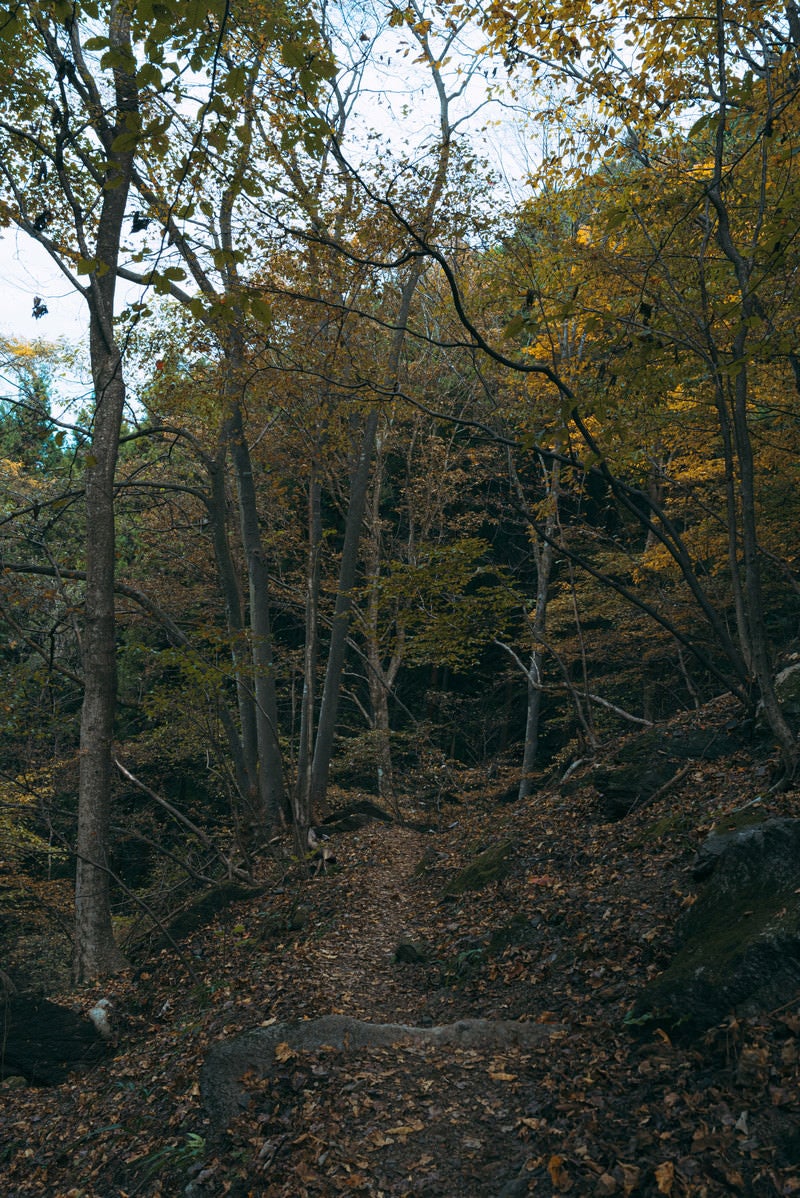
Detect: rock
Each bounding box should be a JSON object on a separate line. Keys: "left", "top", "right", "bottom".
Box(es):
{"left": 630, "top": 818, "right": 800, "bottom": 1038}
{"left": 0, "top": 996, "right": 113, "bottom": 1084}
{"left": 201, "top": 1014, "right": 559, "bottom": 1133}
{"left": 149, "top": 882, "right": 262, "bottom": 953}
{"left": 441, "top": 840, "right": 512, "bottom": 896}
{"left": 393, "top": 940, "right": 429, "bottom": 964}
{"left": 496, "top": 1170, "right": 531, "bottom": 1197}
{"left": 412, "top": 846, "right": 440, "bottom": 877}
{"left": 288, "top": 904, "right": 312, "bottom": 931}
{"left": 759, "top": 662, "right": 800, "bottom": 728}
{"left": 691, "top": 803, "right": 766, "bottom": 879}
{"left": 584, "top": 726, "right": 746, "bottom": 821}
{"left": 495, "top": 783, "right": 521, "bottom": 805}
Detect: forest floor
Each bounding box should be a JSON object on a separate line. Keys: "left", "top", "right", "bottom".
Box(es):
{"left": 2, "top": 696, "right": 800, "bottom": 1197}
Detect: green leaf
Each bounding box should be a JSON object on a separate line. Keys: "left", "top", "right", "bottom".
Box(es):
{"left": 100, "top": 47, "right": 137, "bottom": 73}
{"left": 688, "top": 113, "right": 715, "bottom": 139}
{"left": 281, "top": 42, "right": 308, "bottom": 69}
{"left": 137, "top": 62, "right": 163, "bottom": 89}
{"left": 221, "top": 64, "right": 247, "bottom": 97}
{"left": 503, "top": 314, "right": 527, "bottom": 339}
{"left": 246, "top": 296, "right": 272, "bottom": 325}
{"left": 603, "top": 207, "right": 627, "bottom": 233}
{"left": 110, "top": 130, "right": 140, "bottom": 154}
{"left": 241, "top": 176, "right": 263, "bottom": 198}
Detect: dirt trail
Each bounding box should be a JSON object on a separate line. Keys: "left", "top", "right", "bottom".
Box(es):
{"left": 272, "top": 822, "right": 447, "bottom": 1024}
{"left": 196, "top": 820, "right": 555, "bottom": 1197}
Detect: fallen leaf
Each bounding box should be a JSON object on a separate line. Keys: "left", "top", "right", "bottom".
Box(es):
{"left": 654, "top": 1161, "right": 674, "bottom": 1194}
{"left": 548, "top": 1154, "right": 571, "bottom": 1190}
{"left": 386, "top": 1119, "right": 425, "bottom": 1136}
{"left": 619, "top": 1163, "right": 641, "bottom": 1195}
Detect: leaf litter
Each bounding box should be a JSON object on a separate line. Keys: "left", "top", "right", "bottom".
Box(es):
{"left": 1, "top": 701, "right": 800, "bottom": 1196}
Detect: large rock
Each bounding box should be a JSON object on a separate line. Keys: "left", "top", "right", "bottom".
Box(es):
{"left": 441, "top": 840, "right": 512, "bottom": 897}
{"left": 201, "top": 1014, "right": 558, "bottom": 1132}
{"left": 756, "top": 662, "right": 800, "bottom": 733}
{"left": 581, "top": 726, "right": 745, "bottom": 821}
{"left": 774, "top": 662, "right": 800, "bottom": 720}
{"left": 0, "top": 997, "right": 112, "bottom": 1084}
{"left": 630, "top": 818, "right": 800, "bottom": 1038}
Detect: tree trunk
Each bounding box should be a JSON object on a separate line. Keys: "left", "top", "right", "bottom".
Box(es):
{"left": 206, "top": 451, "right": 260, "bottom": 806}
{"left": 309, "top": 406, "right": 380, "bottom": 816}
{"left": 295, "top": 463, "right": 322, "bottom": 831}
{"left": 73, "top": 0, "right": 137, "bottom": 982}
{"left": 74, "top": 347, "right": 129, "bottom": 982}
{"left": 225, "top": 379, "right": 287, "bottom": 832}
{"left": 367, "top": 658, "right": 395, "bottom": 801}
{"left": 307, "top": 36, "right": 454, "bottom": 817}
{"left": 515, "top": 450, "right": 559, "bottom": 799}
{"left": 707, "top": 6, "right": 797, "bottom": 775}
{"left": 363, "top": 447, "right": 395, "bottom": 800}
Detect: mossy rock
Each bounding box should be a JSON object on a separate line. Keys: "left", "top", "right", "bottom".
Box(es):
{"left": 588, "top": 725, "right": 745, "bottom": 821}
{"left": 412, "top": 846, "right": 440, "bottom": 877}
{"left": 627, "top": 810, "right": 697, "bottom": 849}
{"left": 709, "top": 800, "right": 767, "bottom": 836}
{"left": 488, "top": 913, "right": 536, "bottom": 953}
{"left": 774, "top": 663, "right": 800, "bottom": 721}
{"left": 442, "top": 840, "right": 512, "bottom": 897}
{"left": 393, "top": 940, "right": 430, "bottom": 964}
{"left": 629, "top": 819, "right": 800, "bottom": 1039}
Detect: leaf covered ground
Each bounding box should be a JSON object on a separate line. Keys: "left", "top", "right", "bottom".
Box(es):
{"left": 2, "top": 698, "right": 800, "bottom": 1197}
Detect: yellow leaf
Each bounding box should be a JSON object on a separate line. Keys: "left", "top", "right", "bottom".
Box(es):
{"left": 548, "top": 1154, "right": 570, "bottom": 1189}
{"left": 274, "top": 1041, "right": 295, "bottom": 1062}
{"left": 619, "top": 1163, "right": 640, "bottom": 1195}
{"left": 654, "top": 1161, "right": 674, "bottom": 1194}
{"left": 385, "top": 1119, "right": 424, "bottom": 1135}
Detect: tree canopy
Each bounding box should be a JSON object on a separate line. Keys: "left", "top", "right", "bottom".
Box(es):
{"left": 1, "top": 0, "right": 799, "bottom": 977}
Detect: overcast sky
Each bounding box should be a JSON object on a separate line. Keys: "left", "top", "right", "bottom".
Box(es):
{"left": 0, "top": 10, "right": 528, "bottom": 368}
{"left": 0, "top": 228, "right": 86, "bottom": 343}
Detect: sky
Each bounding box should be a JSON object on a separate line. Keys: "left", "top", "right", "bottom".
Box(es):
{"left": 0, "top": 227, "right": 86, "bottom": 343}
{"left": 0, "top": 6, "right": 529, "bottom": 378}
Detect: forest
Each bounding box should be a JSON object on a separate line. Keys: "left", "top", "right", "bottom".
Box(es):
{"left": 1, "top": 2, "right": 800, "bottom": 1195}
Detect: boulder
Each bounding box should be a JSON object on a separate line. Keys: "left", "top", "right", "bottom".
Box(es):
{"left": 581, "top": 726, "right": 746, "bottom": 821}
{"left": 441, "top": 840, "right": 512, "bottom": 897}
{"left": 0, "top": 996, "right": 113, "bottom": 1084}
{"left": 201, "top": 1014, "right": 559, "bottom": 1133}
{"left": 769, "top": 662, "right": 800, "bottom": 725}
{"left": 629, "top": 818, "right": 800, "bottom": 1038}
{"left": 774, "top": 662, "right": 800, "bottom": 719}
{"left": 393, "top": 940, "right": 430, "bottom": 964}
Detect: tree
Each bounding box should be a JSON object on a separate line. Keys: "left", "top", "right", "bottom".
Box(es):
{"left": 0, "top": 0, "right": 249, "bottom": 979}
{"left": 405, "top": 0, "right": 800, "bottom": 775}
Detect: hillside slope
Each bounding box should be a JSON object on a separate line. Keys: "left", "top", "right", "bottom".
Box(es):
{"left": 1, "top": 697, "right": 799, "bottom": 1197}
